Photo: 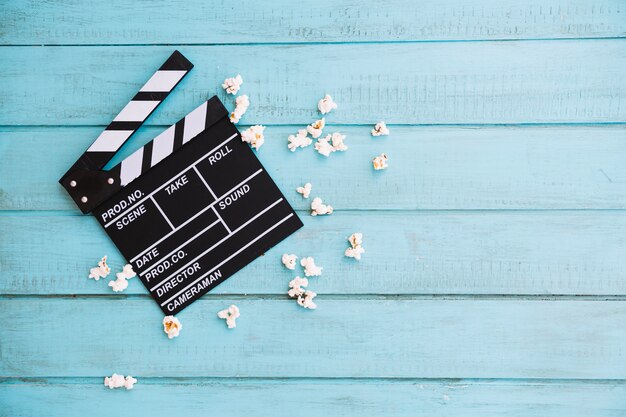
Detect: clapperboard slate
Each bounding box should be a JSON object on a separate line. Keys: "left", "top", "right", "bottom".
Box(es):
{"left": 60, "top": 51, "right": 303, "bottom": 314}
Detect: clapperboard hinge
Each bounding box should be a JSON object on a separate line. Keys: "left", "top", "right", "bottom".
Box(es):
{"left": 60, "top": 51, "right": 303, "bottom": 314}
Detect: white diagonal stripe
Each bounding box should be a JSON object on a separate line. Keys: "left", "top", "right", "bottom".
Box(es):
{"left": 120, "top": 147, "right": 144, "bottom": 186}
{"left": 114, "top": 100, "right": 160, "bottom": 122}
{"left": 140, "top": 70, "right": 187, "bottom": 92}
{"left": 151, "top": 125, "right": 176, "bottom": 166}
{"left": 87, "top": 130, "right": 133, "bottom": 152}
{"left": 182, "top": 101, "right": 207, "bottom": 144}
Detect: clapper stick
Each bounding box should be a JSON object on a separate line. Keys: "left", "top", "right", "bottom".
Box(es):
{"left": 60, "top": 51, "right": 303, "bottom": 314}
{"left": 60, "top": 50, "right": 193, "bottom": 213}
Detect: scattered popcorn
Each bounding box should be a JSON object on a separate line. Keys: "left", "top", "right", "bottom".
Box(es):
{"left": 314, "top": 136, "right": 335, "bottom": 157}
{"left": 330, "top": 132, "right": 348, "bottom": 152}
{"left": 345, "top": 232, "right": 365, "bottom": 260}
{"left": 300, "top": 256, "right": 322, "bottom": 277}
{"left": 89, "top": 256, "right": 110, "bottom": 281}
{"left": 104, "top": 374, "right": 137, "bottom": 390}
{"left": 104, "top": 373, "right": 125, "bottom": 389}
{"left": 288, "top": 276, "right": 309, "bottom": 298}
{"left": 306, "top": 118, "right": 325, "bottom": 138}
{"left": 163, "top": 315, "right": 182, "bottom": 339}
{"left": 222, "top": 74, "right": 243, "bottom": 95}
{"left": 296, "top": 182, "right": 312, "bottom": 199}
{"left": 297, "top": 290, "right": 317, "bottom": 309}
{"left": 241, "top": 125, "right": 265, "bottom": 150}
{"left": 124, "top": 376, "right": 138, "bottom": 390}
{"left": 217, "top": 304, "right": 240, "bottom": 329}
{"left": 311, "top": 197, "right": 333, "bottom": 216}
{"left": 372, "top": 153, "right": 389, "bottom": 170}
{"left": 318, "top": 94, "right": 337, "bottom": 114}
{"left": 287, "top": 129, "right": 312, "bottom": 152}
{"left": 230, "top": 94, "right": 250, "bottom": 123}
{"left": 108, "top": 264, "right": 136, "bottom": 292}
{"left": 371, "top": 121, "right": 390, "bottom": 136}
{"left": 117, "top": 264, "right": 136, "bottom": 280}
{"left": 108, "top": 276, "right": 129, "bottom": 292}
{"left": 282, "top": 253, "right": 298, "bottom": 270}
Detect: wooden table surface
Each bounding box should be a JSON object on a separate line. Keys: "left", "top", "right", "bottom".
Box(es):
{"left": 1, "top": 1, "right": 625, "bottom": 415}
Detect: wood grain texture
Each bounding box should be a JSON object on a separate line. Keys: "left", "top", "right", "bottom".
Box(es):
{"left": 1, "top": 41, "right": 625, "bottom": 126}
{"left": 2, "top": 126, "right": 626, "bottom": 211}
{"left": 2, "top": 212, "right": 626, "bottom": 296}
{"left": 2, "top": 380, "right": 625, "bottom": 417}
{"left": 2, "top": 298, "right": 625, "bottom": 379}
{"left": 2, "top": 0, "right": 624, "bottom": 45}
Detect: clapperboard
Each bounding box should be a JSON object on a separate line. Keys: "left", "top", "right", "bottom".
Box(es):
{"left": 60, "top": 51, "right": 303, "bottom": 314}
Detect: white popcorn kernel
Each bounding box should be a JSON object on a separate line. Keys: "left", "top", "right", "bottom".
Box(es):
{"left": 373, "top": 153, "right": 389, "bottom": 170}
{"left": 311, "top": 197, "right": 333, "bottom": 216}
{"left": 297, "top": 290, "right": 317, "bottom": 309}
{"left": 314, "top": 135, "right": 335, "bottom": 157}
{"left": 348, "top": 233, "right": 363, "bottom": 248}
{"left": 241, "top": 125, "right": 265, "bottom": 150}
{"left": 217, "top": 304, "right": 240, "bottom": 329}
{"left": 288, "top": 276, "right": 309, "bottom": 298}
{"left": 89, "top": 256, "right": 111, "bottom": 281}
{"left": 124, "top": 376, "right": 138, "bottom": 390}
{"left": 108, "top": 276, "right": 129, "bottom": 292}
{"left": 330, "top": 132, "right": 348, "bottom": 152}
{"left": 104, "top": 373, "right": 126, "bottom": 389}
{"left": 296, "top": 182, "right": 312, "bottom": 199}
{"left": 222, "top": 74, "right": 243, "bottom": 95}
{"left": 287, "top": 129, "right": 312, "bottom": 152}
{"left": 371, "top": 121, "right": 390, "bottom": 136}
{"left": 344, "top": 245, "right": 365, "bottom": 260}
{"left": 230, "top": 94, "right": 250, "bottom": 124}
{"left": 117, "top": 264, "right": 136, "bottom": 280}
{"left": 306, "top": 118, "right": 326, "bottom": 139}
{"left": 300, "top": 256, "right": 322, "bottom": 277}
{"left": 318, "top": 94, "right": 337, "bottom": 114}
{"left": 282, "top": 253, "right": 298, "bottom": 270}
{"left": 163, "top": 315, "right": 182, "bottom": 339}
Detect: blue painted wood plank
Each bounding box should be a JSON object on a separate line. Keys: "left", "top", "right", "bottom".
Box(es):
{"left": 1, "top": 298, "right": 624, "bottom": 378}
{"left": 2, "top": 0, "right": 624, "bottom": 45}
{"left": 1, "top": 379, "right": 625, "bottom": 417}
{"left": 1, "top": 42, "right": 624, "bottom": 126}
{"left": 3, "top": 211, "right": 626, "bottom": 296}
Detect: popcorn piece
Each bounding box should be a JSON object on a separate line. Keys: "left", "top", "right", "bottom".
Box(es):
{"left": 330, "top": 132, "right": 348, "bottom": 152}
{"left": 163, "top": 315, "right": 182, "bottom": 339}
{"left": 296, "top": 182, "right": 312, "bottom": 199}
{"left": 300, "top": 256, "right": 322, "bottom": 277}
{"left": 371, "top": 121, "right": 390, "bottom": 136}
{"left": 288, "top": 129, "right": 312, "bottom": 152}
{"left": 282, "top": 253, "right": 298, "bottom": 270}
{"left": 124, "top": 376, "right": 138, "bottom": 390}
{"left": 241, "top": 125, "right": 265, "bottom": 150}
{"left": 318, "top": 94, "right": 337, "bottom": 114}
{"left": 108, "top": 264, "right": 136, "bottom": 292}
{"left": 345, "top": 232, "right": 365, "bottom": 260}
{"left": 117, "top": 264, "right": 136, "bottom": 280}
{"left": 230, "top": 94, "right": 250, "bottom": 123}
{"left": 217, "top": 304, "right": 240, "bottom": 329}
{"left": 311, "top": 197, "right": 333, "bottom": 216}
{"left": 288, "top": 276, "right": 309, "bottom": 298}
{"left": 372, "top": 153, "right": 389, "bottom": 170}
{"left": 297, "top": 290, "right": 317, "bottom": 309}
{"left": 104, "top": 373, "right": 126, "bottom": 389}
{"left": 222, "top": 74, "right": 243, "bottom": 95}
{"left": 89, "top": 256, "right": 110, "bottom": 281}
{"left": 108, "top": 276, "right": 129, "bottom": 292}
{"left": 306, "top": 118, "right": 325, "bottom": 139}
{"left": 348, "top": 232, "right": 363, "bottom": 248}
{"left": 314, "top": 135, "right": 335, "bottom": 157}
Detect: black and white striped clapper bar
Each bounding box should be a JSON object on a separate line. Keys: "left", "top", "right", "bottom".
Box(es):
{"left": 60, "top": 51, "right": 303, "bottom": 314}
